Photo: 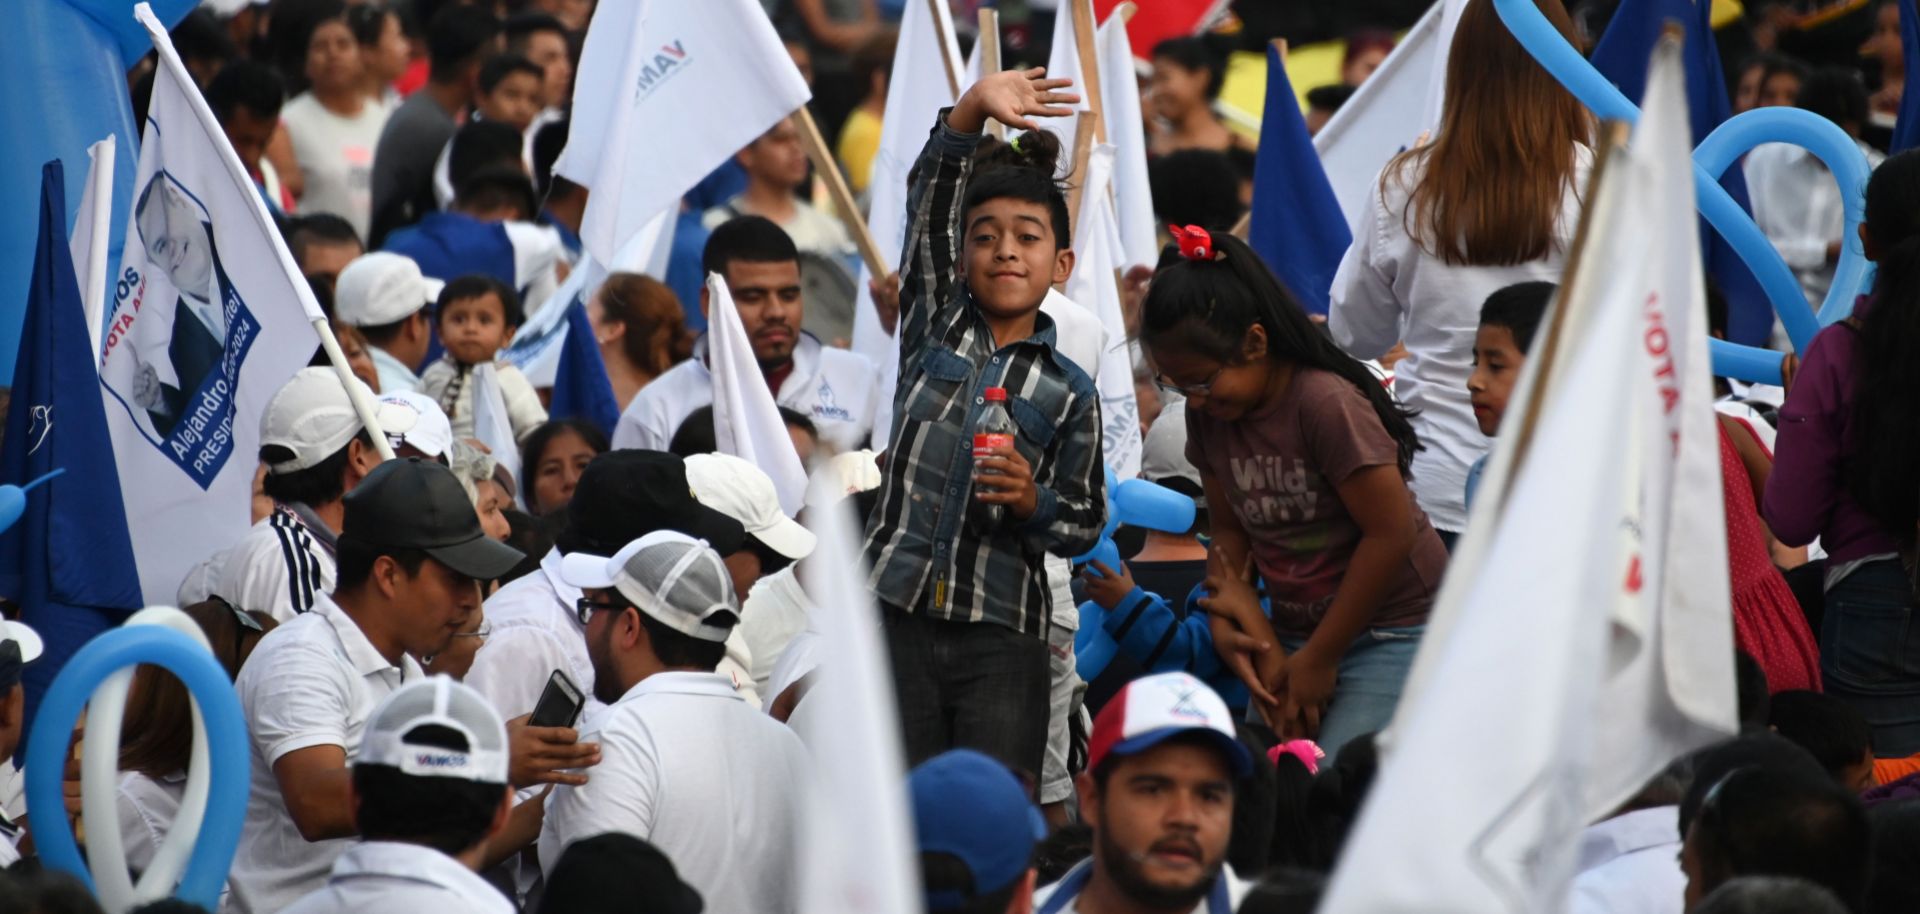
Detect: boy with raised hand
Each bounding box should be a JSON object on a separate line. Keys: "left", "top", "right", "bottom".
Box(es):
{"left": 864, "top": 67, "right": 1106, "bottom": 779}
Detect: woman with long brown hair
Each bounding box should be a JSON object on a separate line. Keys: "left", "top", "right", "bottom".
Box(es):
{"left": 1328, "top": 0, "right": 1593, "bottom": 547}
{"left": 585, "top": 272, "right": 695, "bottom": 411}
{"left": 116, "top": 600, "right": 277, "bottom": 881}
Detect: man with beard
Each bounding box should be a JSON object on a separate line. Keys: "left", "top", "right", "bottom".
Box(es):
{"left": 538, "top": 530, "right": 808, "bottom": 913}
{"left": 1034, "top": 672, "right": 1253, "bottom": 914}
{"left": 610, "top": 216, "right": 880, "bottom": 454}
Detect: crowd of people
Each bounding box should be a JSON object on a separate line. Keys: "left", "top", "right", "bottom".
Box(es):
{"left": 4, "top": 0, "right": 1920, "bottom": 912}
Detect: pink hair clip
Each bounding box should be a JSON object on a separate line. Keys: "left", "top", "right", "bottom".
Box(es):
{"left": 1267, "top": 739, "right": 1326, "bottom": 775}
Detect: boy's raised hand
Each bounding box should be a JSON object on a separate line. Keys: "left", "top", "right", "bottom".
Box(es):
{"left": 950, "top": 67, "right": 1080, "bottom": 134}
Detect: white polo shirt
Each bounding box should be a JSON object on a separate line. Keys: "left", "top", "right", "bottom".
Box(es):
{"left": 610, "top": 333, "right": 879, "bottom": 454}
{"left": 280, "top": 840, "right": 514, "bottom": 914}
{"left": 228, "top": 594, "right": 423, "bottom": 914}
{"left": 215, "top": 502, "right": 337, "bottom": 621}
{"left": 538, "top": 671, "right": 808, "bottom": 914}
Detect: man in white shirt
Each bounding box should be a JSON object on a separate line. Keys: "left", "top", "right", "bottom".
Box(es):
{"left": 539, "top": 530, "right": 809, "bottom": 913}
{"left": 282, "top": 677, "right": 515, "bottom": 914}
{"left": 1033, "top": 672, "right": 1254, "bottom": 914}
{"left": 612, "top": 217, "right": 879, "bottom": 454}
{"left": 227, "top": 459, "right": 524, "bottom": 914}
{"left": 466, "top": 450, "right": 749, "bottom": 726}
{"left": 335, "top": 252, "right": 443, "bottom": 394}
{"left": 684, "top": 454, "right": 816, "bottom": 707}
{"left": 212, "top": 368, "right": 382, "bottom": 621}
{"left": 702, "top": 120, "right": 857, "bottom": 264}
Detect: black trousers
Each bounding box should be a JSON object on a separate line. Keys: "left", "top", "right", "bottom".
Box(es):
{"left": 883, "top": 606, "right": 1051, "bottom": 784}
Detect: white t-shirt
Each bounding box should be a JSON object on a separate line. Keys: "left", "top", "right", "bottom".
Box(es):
{"left": 280, "top": 841, "right": 515, "bottom": 914}
{"left": 739, "top": 566, "right": 812, "bottom": 695}
{"left": 116, "top": 770, "right": 184, "bottom": 878}
{"left": 1329, "top": 147, "right": 1593, "bottom": 533}
{"left": 538, "top": 671, "right": 808, "bottom": 914}
{"left": 611, "top": 333, "right": 879, "bottom": 454}
{"left": 282, "top": 93, "right": 393, "bottom": 240}
{"left": 214, "top": 503, "right": 336, "bottom": 622}
{"left": 228, "top": 594, "right": 423, "bottom": 914}
{"left": 1569, "top": 805, "right": 1685, "bottom": 914}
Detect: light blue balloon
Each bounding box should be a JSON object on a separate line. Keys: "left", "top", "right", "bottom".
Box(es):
{"left": 1492, "top": 0, "right": 1870, "bottom": 385}
{"left": 1113, "top": 478, "right": 1198, "bottom": 537}
{"left": 1075, "top": 600, "right": 1119, "bottom": 680}
{"left": 1694, "top": 107, "right": 1875, "bottom": 332}
{"left": 1, "top": 1, "right": 197, "bottom": 381}
{"left": 26, "top": 625, "right": 248, "bottom": 909}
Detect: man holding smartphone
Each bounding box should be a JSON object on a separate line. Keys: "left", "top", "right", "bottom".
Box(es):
{"left": 465, "top": 451, "right": 746, "bottom": 727}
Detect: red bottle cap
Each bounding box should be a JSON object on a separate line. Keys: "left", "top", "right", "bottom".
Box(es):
{"left": 984, "top": 387, "right": 1008, "bottom": 402}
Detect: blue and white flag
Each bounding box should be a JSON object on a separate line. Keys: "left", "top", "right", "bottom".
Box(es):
{"left": 100, "top": 4, "right": 325, "bottom": 602}
{"left": 0, "top": 161, "right": 144, "bottom": 722}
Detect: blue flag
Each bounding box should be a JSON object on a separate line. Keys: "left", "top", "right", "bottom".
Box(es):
{"left": 548, "top": 297, "right": 621, "bottom": 438}
{"left": 1894, "top": 0, "right": 1920, "bottom": 152}
{"left": 1591, "top": 0, "right": 1774, "bottom": 346}
{"left": 0, "top": 162, "right": 143, "bottom": 725}
{"left": 1248, "top": 43, "right": 1351, "bottom": 315}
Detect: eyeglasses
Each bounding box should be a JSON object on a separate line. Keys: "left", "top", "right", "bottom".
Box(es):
{"left": 453, "top": 621, "right": 493, "bottom": 642}
{"left": 1153, "top": 364, "right": 1227, "bottom": 398}
{"left": 576, "top": 596, "right": 626, "bottom": 626}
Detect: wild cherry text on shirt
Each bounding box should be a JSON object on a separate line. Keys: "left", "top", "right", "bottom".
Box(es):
{"left": 1230, "top": 456, "right": 1319, "bottom": 525}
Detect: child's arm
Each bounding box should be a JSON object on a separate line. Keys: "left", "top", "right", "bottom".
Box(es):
{"left": 1281, "top": 465, "right": 1420, "bottom": 738}
{"left": 500, "top": 364, "right": 549, "bottom": 443}
{"left": 1090, "top": 568, "right": 1266, "bottom": 682}
{"left": 1193, "top": 468, "right": 1284, "bottom": 710}
{"left": 896, "top": 69, "right": 1077, "bottom": 353}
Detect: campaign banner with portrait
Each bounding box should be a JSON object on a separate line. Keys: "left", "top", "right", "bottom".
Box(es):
{"left": 101, "top": 4, "right": 325, "bottom": 602}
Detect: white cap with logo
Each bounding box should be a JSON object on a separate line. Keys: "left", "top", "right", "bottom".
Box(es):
{"left": 358, "top": 676, "right": 509, "bottom": 784}
{"left": 260, "top": 367, "right": 375, "bottom": 474}
{"left": 376, "top": 390, "right": 454, "bottom": 460}
{"left": 335, "top": 252, "right": 444, "bottom": 328}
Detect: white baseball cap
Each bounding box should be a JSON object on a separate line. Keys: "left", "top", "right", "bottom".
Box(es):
{"left": 1140, "top": 399, "right": 1202, "bottom": 491}
{"left": 358, "top": 676, "right": 509, "bottom": 784}
{"left": 561, "top": 530, "right": 741, "bottom": 643}
{"left": 1088, "top": 672, "right": 1252, "bottom": 777}
{"left": 685, "top": 454, "right": 816, "bottom": 561}
{"left": 260, "top": 367, "right": 374, "bottom": 474}
{"left": 2, "top": 620, "right": 43, "bottom": 665}
{"left": 335, "top": 253, "right": 443, "bottom": 328}
{"left": 376, "top": 390, "right": 454, "bottom": 460}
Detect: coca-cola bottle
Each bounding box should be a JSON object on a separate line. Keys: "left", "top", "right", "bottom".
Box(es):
{"left": 969, "top": 387, "right": 1016, "bottom": 536}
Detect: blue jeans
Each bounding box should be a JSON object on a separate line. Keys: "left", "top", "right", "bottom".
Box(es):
{"left": 1273, "top": 624, "right": 1426, "bottom": 758}
{"left": 1822, "top": 558, "right": 1920, "bottom": 756}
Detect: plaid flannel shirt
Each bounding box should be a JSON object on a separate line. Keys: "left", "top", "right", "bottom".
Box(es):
{"left": 862, "top": 113, "right": 1107, "bottom": 638}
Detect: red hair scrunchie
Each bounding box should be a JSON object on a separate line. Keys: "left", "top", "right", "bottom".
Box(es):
{"left": 1169, "top": 224, "right": 1214, "bottom": 261}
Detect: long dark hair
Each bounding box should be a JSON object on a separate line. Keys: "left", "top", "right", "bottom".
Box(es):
{"left": 1848, "top": 149, "right": 1920, "bottom": 539}
{"left": 1138, "top": 233, "right": 1421, "bottom": 475}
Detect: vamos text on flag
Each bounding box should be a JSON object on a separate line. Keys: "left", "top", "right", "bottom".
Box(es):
{"left": 635, "top": 40, "right": 692, "bottom": 99}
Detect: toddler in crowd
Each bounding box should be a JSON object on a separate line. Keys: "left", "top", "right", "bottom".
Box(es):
{"left": 419, "top": 275, "right": 547, "bottom": 441}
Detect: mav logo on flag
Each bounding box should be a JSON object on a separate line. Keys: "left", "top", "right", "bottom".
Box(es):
{"left": 635, "top": 40, "right": 692, "bottom": 99}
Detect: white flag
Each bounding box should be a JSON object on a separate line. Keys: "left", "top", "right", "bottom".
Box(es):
{"left": 1313, "top": 3, "right": 1442, "bottom": 225}
{"left": 469, "top": 363, "right": 521, "bottom": 501}
{"left": 1321, "top": 37, "right": 1735, "bottom": 913}
{"left": 503, "top": 217, "right": 671, "bottom": 387}
{"left": 104, "top": 5, "right": 324, "bottom": 602}
{"left": 71, "top": 135, "right": 116, "bottom": 368}
{"left": 559, "top": 0, "right": 809, "bottom": 265}
{"left": 1098, "top": 14, "right": 1159, "bottom": 270}
{"left": 851, "top": 0, "right": 964, "bottom": 370}
{"left": 1062, "top": 145, "right": 1142, "bottom": 477}
{"left": 1419, "top": 0, "right": 1472, "bottom": 138}
{"left": 795, "top": 488, "right": 922, "bottom": 914}
{"left": 706, "top": 272, "right": 809, "bottom": 514}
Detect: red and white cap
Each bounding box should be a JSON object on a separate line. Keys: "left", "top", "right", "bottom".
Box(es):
{"left": 1087, "top": 672, "right": 1252, "bottom": 776}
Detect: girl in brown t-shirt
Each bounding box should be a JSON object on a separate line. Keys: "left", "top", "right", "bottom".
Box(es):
{"left": 1135, "top": 227, "right": 1448, "bottom": 755}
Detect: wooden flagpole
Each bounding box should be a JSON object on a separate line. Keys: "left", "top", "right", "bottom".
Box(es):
{"left": 793, "top": 107, "right": 888, "bottom": 278}
{"left": 978, "top": 7, "right": 1004, "bottom": 138}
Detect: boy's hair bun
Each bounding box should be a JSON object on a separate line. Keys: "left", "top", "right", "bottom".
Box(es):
{"left": 973, "top": 129, "right": 1065, "bottom": 180}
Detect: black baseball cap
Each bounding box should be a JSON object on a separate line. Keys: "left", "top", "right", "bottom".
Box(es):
{"left": 343, "top": 458, "right": 525, "bottom": 580}
{"left": 556, "top": 451, "right": 747, "bottom": 557}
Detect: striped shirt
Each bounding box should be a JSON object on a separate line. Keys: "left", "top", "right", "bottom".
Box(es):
{"left": 863, "top": 115, "right": 1107, "bottom": 637}
{"left": 215, "top": 501, "right": 337, "bottom": 621}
